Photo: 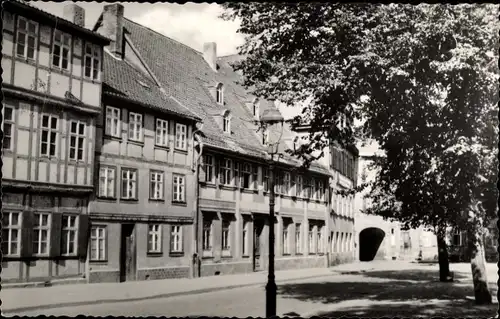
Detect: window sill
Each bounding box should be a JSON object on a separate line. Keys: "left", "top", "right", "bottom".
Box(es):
{"left": 51, "top": 66, "right": 71, "bottom": 75}
{"left": 169, "top": 251, "right": 184, "bottom": 257}
{"left": 282, "top": 253, "right": 291, "bottom": 256}
{"left": 149, "top": 198, "right": 165, "bottom": 202}
{"left": 221, "top": 255, "right": 233, "bottom": 259}
{"left": 2, "top": 149, "right": 14, "bottom": 155}
{"left": 220, "top": 185, "right": 237, "bottom": 191}
{"left": 68, "top": 159, "right": 86, "bottom": 165}
{"left": 147, "top": 252, "right": 163, "bottom": 257}
{"left": 120, "top": 198, "right": 139, "bottom": 202}
{"left": 172, "top": 201, "right": 187, "bottom": 206}
{"left": 296, "top": 253, "right": 303, "bottom": 256}
{"left": 96, "top": 196, "right": 117, "bottom": 202}
{"left": 104, "top": 135, "right": 122, "bottom": 142}
{"left": 174, "top": 148, "right": 188, "bottom": 154}
{"left": 154, "top": 145, "right": 169, "bottom": 151}
{"left": 128, "top": 139, "right": 144, "bottom": 146}
{"left": 241, "top": 188, "right": 258, "bottom": 194}
{"left": 202, "top": 252, "right": 214, "bottom": 260}
{"left": 15, "top": 56, "right": 36, "bottom": 66}
{"left": 90, "top": 259, "right": 108, "bottom": 264}
{"left": 39, "top": 156, "right": 59, "bottom": 162}
{"left": 242, "top": 255, "right": 250, "bottom": 258}
{"left": 200, "top": 181, "right": 216, "bottom": 188}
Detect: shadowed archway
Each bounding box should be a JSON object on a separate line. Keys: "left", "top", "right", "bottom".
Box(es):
{"left": 359, "top": 227, "right": 386, "bottom": 261}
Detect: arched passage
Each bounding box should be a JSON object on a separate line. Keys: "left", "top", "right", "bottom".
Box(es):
{"left": 359, "top": 227, "right": 385, "bottom": 261}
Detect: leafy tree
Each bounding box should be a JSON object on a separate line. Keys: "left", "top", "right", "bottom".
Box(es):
{"left": 222, "top": 3, "right": 498, "bottom": 304}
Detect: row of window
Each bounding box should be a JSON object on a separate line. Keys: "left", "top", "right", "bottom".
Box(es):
{"left": 99, "top": 167, "right": 186, "bottom": 202}
{"left": 15, "top": 16, "right": 100, "bottom": 79}
{"left": 2, "top": 105, "right": 88, "bottom": 161}
{"left": 91, "top": 224, "right": 183, "bottom": 261}
{"left": 2, "top": 211, "right": 79, "bottom": 257}
{"left": 332, "top": 148, "right": 356, "bottom": 181}
{"left": 203, "top": 154, "right": 327, "bottom": 201}
{"left": 105, "top": 106, "right": 188, "bottom": 150}
{"left": 333, "top": 193, "right": 355, "bottom": 218}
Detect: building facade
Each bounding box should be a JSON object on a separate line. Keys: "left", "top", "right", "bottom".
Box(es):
{"left": 2, "top": 1, "right": 109, "bottom": 283}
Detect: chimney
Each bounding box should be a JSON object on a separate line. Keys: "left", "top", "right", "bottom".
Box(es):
{"left": 63, "top": 4, "right": 85, "bottom": 27}
{"left": 203, "top": 42, "right": 217, "bottom": 71}
{"left": 100, "top": 4, "right": 124, "bottom": 58}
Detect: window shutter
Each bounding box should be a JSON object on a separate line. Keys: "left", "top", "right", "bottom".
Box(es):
{"left": 50, "top": 212, "right": 62, "bottom": 257}
{"left": 169, "top": 225, "right": 175, "bottom": 252}
{"left": 77, "top": 215, "right": 90, "bottom": 258}
{"left": 21, "top": 211, "right": 34, "bottom": 258}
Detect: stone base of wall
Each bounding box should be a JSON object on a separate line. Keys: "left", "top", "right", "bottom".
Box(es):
{"left": 89, "top": 270, "right": 120, "bottom": 283}
{"left": 137, "top": 267, "right": 190, "bottom": 281}
{"left": 275, "top": 256, "right": 326, "bottom": 271}
{"left": 328, "top": 252, "right": 354, "bottom": 266}
{"left": 201, "top": 260, "right": 253, "bottom": 277}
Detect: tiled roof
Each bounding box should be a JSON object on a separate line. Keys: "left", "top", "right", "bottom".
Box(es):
{"left": 103, "top": 52, "right": 201, "bottom": 121}
{"left": 121, "top": 18, "right": 330, "bottom": 175}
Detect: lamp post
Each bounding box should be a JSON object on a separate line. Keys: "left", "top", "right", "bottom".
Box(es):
{"left": 260, "top": 107, "right": 285, "bottom": 318}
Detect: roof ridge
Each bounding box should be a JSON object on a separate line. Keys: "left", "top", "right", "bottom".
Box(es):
{"left": 124, "top": 17, "right": 202, "bottom": 55}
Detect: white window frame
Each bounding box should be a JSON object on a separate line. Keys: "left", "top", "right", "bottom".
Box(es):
{"left": 283, "top": 172, "right": 291, "bottom": 195}
{"left": 173, "top": 174, "right": 186, "bottom": 202}
{"left": 2, "top": 104, "right": 15, "bottom": 151}
{"left": 317, "top": 226, "right": 323, "bottom": 254}
{"left": 121, "top": 168, "right": 137, "bottom": 200}
{"left": 263, "top": 168, "right": 269, "bottom": 192}
{"left": 296, "top": 175, "right": 303, "bottom": 197}
{"left": 308, "top": 224, "right": 316, "bottom": 254}
{"left": 69, "top": 120, "right": 86, "bottom": 161}
{"left": 33, "top": 213, "right": 51, "bottom": 256}
{"left": 175, "top": 123, "right": 187, "bottom": 150}
{"left": 222, "top": 219, "right": 231, "bottom": 254}
{"left": 84, "top": 42, "right": 101, "bottom": 80}
{"left": 155, "top": 118, "right": 169, "bottom": 146}
{"left": 220, "top": 158, "right": 233, "bottom": 186}
{"left": 204, "top": 154, "right": 214, "bottom": 183}
{"left": 40, "top": 114, "right": 58, "bottom": 157}
{"left": 99, "top": 166, "right": 116, "bottom": 198}
{"left": 52, "top": 30, "right": 71, "bottom": 70}
{"left": 90, "top": 225, "right": 106, "bottom": 261}
{"left": 216, "top": 83, "right": 224, "bottom": 105}
{"left": 105, "top": 106, "right": 121, "bottom": 138}
{"left": 16, "top": 17, "right": 37, "bottom": 60}
{"left": 242, "top": 220, "right": 249, "bottom": 256}
{"left": 148, "top": 224, "right": 162, "bottom": 253}
{"left": 150, "top": 171, "right": 164, "bottom": 200}
{"left": 170, "top": 225, "right": 183, "bottom": 253}
{"left": 62, "top": 215, "right": 78, "bottom": 256}
{"left": 317, "top": 180, "right": 324, "bottom": 201}
{"left": 128, "top": 112, "right": 143, "bottom": 142}
{"left": 283, "top": 223, "right": 290, "bottom": 255}
{"left": 2, "top": 211, "right": 21, "bottom": 256}
{"left": 241, "top": 163, "right": 252, "bottom": 189}
{"left": 223, "top": 115, "right": 231, "bottom": 133}
{"left": 202, "top": 218, "right": 213, "bottom": 252}
{"left": 295, "top": 223, "right": 302, "bottom": 254}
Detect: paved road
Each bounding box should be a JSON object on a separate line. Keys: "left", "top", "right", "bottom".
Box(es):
{"left": 8, "top": 261, "right": 498, "bottom": 317}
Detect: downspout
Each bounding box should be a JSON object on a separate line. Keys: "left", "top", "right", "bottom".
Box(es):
{"left": 192, "top": 125, "right": 204, "bottom": 278}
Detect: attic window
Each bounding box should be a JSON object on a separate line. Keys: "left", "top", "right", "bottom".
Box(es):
{"left": 137, "top": 80, "right": 150, "bottom": 89}
{"left": 223, "top": 114, "right": 231, "bottom": 133}
{"left": 216, "top": 83, "right": 224, "bottom": 105}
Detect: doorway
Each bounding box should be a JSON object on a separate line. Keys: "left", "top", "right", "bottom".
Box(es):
{"left": 253, "top": 220, "right": 264, "bottom": 272}
{"left": 120, "top": 223, "right": 137, "bottom": 282}
{"left": 359, "top": 227, "right": 386, "bottom": 261}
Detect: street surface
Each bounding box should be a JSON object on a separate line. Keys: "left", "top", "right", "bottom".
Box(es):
{"left": 5, "top": 261, "right": 498, "bottom": 317}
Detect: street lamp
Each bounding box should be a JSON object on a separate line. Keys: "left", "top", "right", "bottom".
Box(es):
{"left": 259, "top": 106, "right": 285, "bottom": 318}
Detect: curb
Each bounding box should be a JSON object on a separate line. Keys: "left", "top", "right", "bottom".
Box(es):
{"left": 2, "top": 271, "right": 341, "bottom": 314}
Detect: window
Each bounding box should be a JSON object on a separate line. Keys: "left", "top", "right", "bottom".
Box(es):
{"left": 62, "top": 215, "right": 78, "bottom": 255}
{"left": 263, "top": 168, "right": 269, "bottom": 192}
{"left": 2, "top": 212, "right": 21, "bottom": 256}
{"left": 128, "top": 112, "right": 143, "bottom": 141}
{"left": 234, "top": 161, "right": 240, "bottom": 187}
{"left": 173, "top": 174, "right": 185, "bottom": 202}
{"left": 339, "top": 233, "right": 344, "bottom": 252}
{"left": 40, "top": 114, "right": 58, "bottom": 156}
{"left": 305, "top": 178, "right": 312, "bottom": 199}
{"left": 121, "top": 168, "right": 137, "bottom": 200}
{"left": 175, "top": 123, "right": 187, "bottom": 150}
{"left": 310, "top": 178, "right": 316, "bottom": 199}
{"left": 52, "top": 30, "right": 71, "bottom": 70}
{"left": 202, "top": 218, "right": 213, "bottom": 251}
{"left": 69, "top": 120, "right": 86, "bottom": 161}
{"left": 170, "top": 225, "right": 183, "bottom": 253}
{"left": 150, "top": 171, "right": 164, "bottom": 200}
{"left": 223, "top": 115, "right": 231, "bottom": 133}
{"left": 252, "top": 165, "right": 258, "bottom": 189}
{"left": 295, "top": 224, "right": 302, "bottom": 254}
{"left": 16, "top": 17, "right": 37, "bottom": 60}
{"left": 262, "top": 128, "right": 269, "bottom": 145}
{"left": 90, "top": 225, "right": 106, "bottom": 261}
{"left": 105, "top": 106, "right": 121, "bottom": 137}
{"left": 204, "top": 154, "right": 214, "bottom": 183}
{"left": 390, "top": 228, "right": 396, "bottom": 246}
{"left": 33, "top": 213, "right": 51, "bottom": 255}
{"left": 452, "top": 229, "right": 463, "bottom": 246}
{"left": 283, "top": 223, "right": 290, "bottom": 254}
{"left": 317, "top": 180, "right": 324, "bottom": 201}
{"left": 253, "top": 102, "right": 259, "bottom": 118}
{"left": 308, "top": 224, "right": 315, "bottom": 254}
{"left": 296, "top": 175, "right": 303, "bottom": 197}
{"left": 283, "top": 172, "right": 291, "bottom": 195}
{"left": 241, "top": 163, "right": 252, "bottom": 189}
{"left": 216, "top": 83, "right": 224, "bottom": 105}
{"left": 222, "top": 219, "right": 231, "bottom": 253}
{"left": 219, "top": 158, "right": 232, "bottom": 186}
{"left": 99, "top": 166, "right": 115, "bottom": 197}
{"left": 242, "top": 220, "right": 249, "bottom": 256}
{"left": 275, "top": 171, "right": 282, "bottom": 194}
{"left": 84, "top": 43, "right": 101, "bottom": 80}
{"left": 2, "top": 105, "right": 14, "bottom": 150}
{"left": 155, "top": 119, "right": 169, "bottom": 146}
{"left": 317, "top": 225, "right": 323, "bottom": 254}
{"left": 147, "top": 224, "right": 162, "bottom": 253}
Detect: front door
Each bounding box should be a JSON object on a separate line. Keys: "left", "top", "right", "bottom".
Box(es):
{"left": 120, "top": 224, "right": 136, "bottom": 282}
{"left": 253, "top": 220, "right": 264, "bottom": 272}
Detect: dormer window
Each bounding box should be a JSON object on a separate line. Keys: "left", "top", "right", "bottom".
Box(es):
{"left": 223, "top": 115, "right": 231, "bottom": 133}
{"left": 216, "top": 83, "right": 224, "bottom": 105}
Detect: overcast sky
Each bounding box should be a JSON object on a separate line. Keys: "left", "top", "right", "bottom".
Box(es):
{"left": 32, "top": 1, "right": 244, "bottom": 56}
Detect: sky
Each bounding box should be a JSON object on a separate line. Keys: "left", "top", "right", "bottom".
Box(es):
{"left": 31, "top": 1, "right": 244, "bottom": 56}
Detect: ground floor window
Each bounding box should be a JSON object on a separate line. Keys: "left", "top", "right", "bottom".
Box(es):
{"left": 33, "top": 213, "right": 51, "bottom": 256}
{"left": 170, "top": 225, "right": 183, "bottom": 253}
{"left": 317, "top": 225, "right": 323, "bottom": 254}
{"left": 90, "top": 225, "right": 107, "bottom": 261}
{"left": 283, "top": 221, "right": 291, "bottom": 255}
{"left": 62, "top": 215, "right": 78, "bottom": 256}
{"left": 295, "top": 223, "right": 302, "bottom": 254}
{"left": 308, "top": 224, "right": 316, "bottom": 254}
{"left": 202, "top": 215, "right": 213, "bottom": 255}
{"left": 222, "top": 219, "right": 231, "bottom": 255}
{"left": 2, "top": 211, "right": 21, "bottom": 256}
{"left": 148, "top": 224, "right": 162, "bottom": 253}
{"left": 242, "top": 220, "right": 250, "bottom": 256}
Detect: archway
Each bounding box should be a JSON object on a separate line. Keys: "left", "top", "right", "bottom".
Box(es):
{"left": 359, "top": 227, "right": 386, "bottom": 261}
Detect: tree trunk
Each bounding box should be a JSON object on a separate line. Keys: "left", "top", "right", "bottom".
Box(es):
{"left": 437, "top": 234, "right": 452, "bottom": 282}
{"left": 469, "top": 228, "right": 492, "bottom": 305}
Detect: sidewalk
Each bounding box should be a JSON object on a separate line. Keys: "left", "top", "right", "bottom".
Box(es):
{"left": 1, "top": 264, "right": 356, "bottom": 314}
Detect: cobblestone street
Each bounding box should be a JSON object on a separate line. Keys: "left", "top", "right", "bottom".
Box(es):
{"left": 4, "top": 261, "right": 497, "bottom": 317}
